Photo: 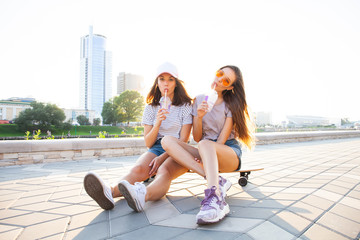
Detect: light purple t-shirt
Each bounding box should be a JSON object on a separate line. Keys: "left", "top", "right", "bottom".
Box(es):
{"left": 192, "top": 94, "right": 235, "bottom": 141}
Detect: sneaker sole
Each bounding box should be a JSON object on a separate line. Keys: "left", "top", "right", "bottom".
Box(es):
{"left": 118, "top": 181, "right": 143, "bottom": 212}
{"left": 196, "top": 204, "right": 230, "bottom": 225}
{"left": 84, "top": 174, "right": 114, "bottom": 210}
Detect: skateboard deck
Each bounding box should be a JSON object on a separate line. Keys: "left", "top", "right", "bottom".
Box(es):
{"left": 187, "top": 167, "right": 264, "bottom": 187}
{"left": 144, "top": 168, "right": 264, "bottom": 187}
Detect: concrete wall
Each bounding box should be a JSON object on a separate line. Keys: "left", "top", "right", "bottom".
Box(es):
{"left": 1, "top": 131, "right": 360, "bottom": 167}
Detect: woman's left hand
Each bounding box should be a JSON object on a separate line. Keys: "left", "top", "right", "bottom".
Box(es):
{"left": 148, "top": 156, "right": 165, "bottom": 176}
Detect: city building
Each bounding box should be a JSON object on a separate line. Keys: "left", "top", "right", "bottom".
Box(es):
{"left": 0, "top": 98, "right": 34, "bottom": 122}
{"left": 79, "top": 26, "right": 112, "bottom": 118}
{"left": 117, "top": 72, "right": 144, "bottom": 95}
{"left": 63, "top": 109, "right": 96, "bottom": 125}
{"left": 287, "top": 115, "right": 341, "bottom": 127}
{"left": 255, "top": 111, "right": 273, "bottom": 126}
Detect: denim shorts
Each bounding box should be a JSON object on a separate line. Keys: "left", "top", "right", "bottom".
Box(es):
{"left": 148, "top": 138, "right": 166, "bottom": 156}
{"left": 209, "top": 138, "right": 242, "bottom": 171}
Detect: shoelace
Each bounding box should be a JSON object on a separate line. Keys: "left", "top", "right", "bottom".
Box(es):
{"left": 134, "top": 182, "right": 146, "bottom": 195}
{"left": 201, "top": 187, "right": 221, "bottom": 208}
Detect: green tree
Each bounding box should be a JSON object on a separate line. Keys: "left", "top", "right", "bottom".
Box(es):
{"left": 115, "top": 90, "right": 144, "bottom": 125}
{"left": 93, "top": 118, "right": 101, "bottom": 126}
{"left": 101, "top": 99, "right": 118, "bottom": 125}
{"left": 76, "top": 115, "right": 90, "bottom": 125}
{"left": 15, "top": 101, "right": 66, "bottom": 132}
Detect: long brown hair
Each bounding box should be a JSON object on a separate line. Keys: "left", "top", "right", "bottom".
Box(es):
{"left": 146, "top": 77, "right": 192, "bottom": 106}
{"left": 221, "top": 65, "right": 255, "bottom": 149}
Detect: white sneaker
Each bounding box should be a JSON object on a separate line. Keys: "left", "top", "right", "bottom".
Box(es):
{"left": 118, "top": 180, "right": 146, "bottom": 212}
{"left": 196, "top": 186, "right": 230, "bottom": 224}
{"left": 219, "top": 176, "right": 232, "bottom": 198}
{"left": 84, "top": 172, "right": 115, "bottom": 210}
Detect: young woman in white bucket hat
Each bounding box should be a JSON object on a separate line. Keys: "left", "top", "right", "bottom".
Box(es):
{"left": 84, "top": 62, "right": 193, "bottom": 211}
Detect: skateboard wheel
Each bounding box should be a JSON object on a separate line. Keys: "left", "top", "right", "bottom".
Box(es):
{"left": 238, "top": 177, "right": 248, "bottom": 186}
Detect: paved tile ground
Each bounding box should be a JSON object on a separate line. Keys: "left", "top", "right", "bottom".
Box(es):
{"left": 0, "top": 138, "right": 360, "bottom": 240}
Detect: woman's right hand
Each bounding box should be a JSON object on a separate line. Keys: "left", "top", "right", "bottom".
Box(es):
{"left": 197, "top": 101, "right": 208, "bottom": 119}
{"left": 154, "top": 108, "right": 168, "bottom": 127}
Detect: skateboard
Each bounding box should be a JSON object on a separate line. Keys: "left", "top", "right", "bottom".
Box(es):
{"left": 231, "top": 168, "right": 264, "bottom": 186}
{"left": 144, "top": 168, "right": 264, "bottom": 187}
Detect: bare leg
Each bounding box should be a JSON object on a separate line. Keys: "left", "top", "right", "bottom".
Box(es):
{"left": 198, "top": 140, "right": 239, "bottom": 196}
{"left": 111, "top": 151, "right": 157, "bottom": 198}
{"left": 162, "top": 136, "right": 205, "bottom": 176}
{"left": 145, "top": 158, "right": 188, "bottom": 201}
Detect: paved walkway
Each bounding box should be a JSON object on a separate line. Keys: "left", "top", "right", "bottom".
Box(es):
{"left": 0, "top": 138, "right": 360, "bottom": 240}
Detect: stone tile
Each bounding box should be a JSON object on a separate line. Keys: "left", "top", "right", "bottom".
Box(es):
{"left": 110, "top": 212, "right": 149, "bottom": 236}
{"left": 9, "top": 193, "right": 51, "bottom": 208}
{"left": 144, "top": 200, "right": 181, "bottom": 224}
{"left": 280, "top": 187, "right": 316, "bottom": 194}
{"left": 0, "top": 209, "right": 31, "bottom": 220}
{"left": 155, "top": 213, "right": 198, "bottom": 229}
{"left": 229, "top": 206, "right": 279, "bottom": 220}
{"left": 145, "top": 197, "right": 170, "bottom": 209}
{"left": 231, "top": 191, "right": 272, "bottom": 200}
{"left": 269, "top": 210, "right": 312, "bottom": 236}
{"left": 226, "top": 198, "right": 257, "bottom": 207}
{"left": 17, "top": 216, "right": 69, "bottom": 240}
{"left": 270, "top": 192, "right": 307, "bottom": 201}
{"left": 0, "top": 224, "right": 22, "bottom": 240}
{"left": 249, "top": 186, "right": 285, "bottom": 193}
{"left": 65, "top": 220, "right": 109, "bottom": 240}
{"left": 167, "top": 189, "right": 194, "bottom": 202}
{"left": 173, "top": 229, "right": 241, "bottom": 240}
{"left": 198, "top": 217, "right": 263, "bottom": 233}
{"left": 322, "top": 183, "right": 351, "bottom": 195}
{"left": 317, "top": 211, "right": 360, "bottom": 239}
{"left": 109, "top": 199, "right": 134, "bottom": 219}
{"left": 67, "top": 209, "right": 108, "bottom": 230}
{"left": 300, "top": 195, "right": 334, "bottom": 210}
{"left": 329, "top": 203, "right": 360, "bottom": 224}
{"left": 171, "top": 196, "right": 201, "bottom": 213}
{"left": 346, "top": 189, "right": 360, "bottom": 200}
{"left": 250, "top": 199, "right": 294, "bottom": 209}
{"left": 232, "top": 233, "right": 254, "bottom": 240}
{"left": 185, "top": 186, "right": 207, "bottom": 196}
{"left": 339, "top": 196, "right": 360, "bottom": 210}
{"left": 0, "top": 211, "right": 65, "bottom": 226}
{"left": 287, "top": 202, "right": 324, "bottom": 221}
{"left": 301, "top": 223, "right": 348, "bottom": 240}
{"left": 247, "top": 221, "right": 294, "bottom": 240}
{"left": 114, "top": 225, "right": 190, "bottom": 240}
{"left": 0, "top": 190, "right": 23, "bottom": 201}
{"left": 313, "top": 189, "right": 343, "bottom": 202}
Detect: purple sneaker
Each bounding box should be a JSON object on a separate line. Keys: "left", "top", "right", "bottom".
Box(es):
{"left": 219, "top": 176, "right": 232, "bottom": 198}
{"left": 196, "top": 186, "right": 230, "bottom": 224}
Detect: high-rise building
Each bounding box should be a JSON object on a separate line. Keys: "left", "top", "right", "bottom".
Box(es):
{"left": 79, "top": 26, "right": 112, "bottom": 118}
{"left": 117, "top": 72, "right": 144, "bottom": 95}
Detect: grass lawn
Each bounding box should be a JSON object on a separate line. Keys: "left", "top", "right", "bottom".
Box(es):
{"left": 0, "top": 124, "right": 144, "bottom": 137}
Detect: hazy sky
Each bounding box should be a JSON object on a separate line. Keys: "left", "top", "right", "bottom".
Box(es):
{"left": 1, "top": 0, "right": 359, "bottom": 122}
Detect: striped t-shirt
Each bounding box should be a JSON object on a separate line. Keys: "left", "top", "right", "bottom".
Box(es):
{"left": 142, "top": 103, "right": 192, "bottom": 139}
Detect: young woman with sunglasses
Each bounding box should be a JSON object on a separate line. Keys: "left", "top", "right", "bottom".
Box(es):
{"left": 83, "top": 62, "right": 193, "bottom": 212}
{"left": 161, "top": 65, "right": 255, "bottom": 224}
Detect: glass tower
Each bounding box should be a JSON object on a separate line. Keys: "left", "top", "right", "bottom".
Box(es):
{"left": 80, "top": 26, "right": 112, "bottom": 118}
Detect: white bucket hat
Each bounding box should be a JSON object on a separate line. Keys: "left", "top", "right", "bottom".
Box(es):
{"left": 156, "top": 62, "right": 179, "bottom": 79}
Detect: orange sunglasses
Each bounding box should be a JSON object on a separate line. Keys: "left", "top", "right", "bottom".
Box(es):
{"left": 215, "top": 69, "right": 231, "bottom": 87}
